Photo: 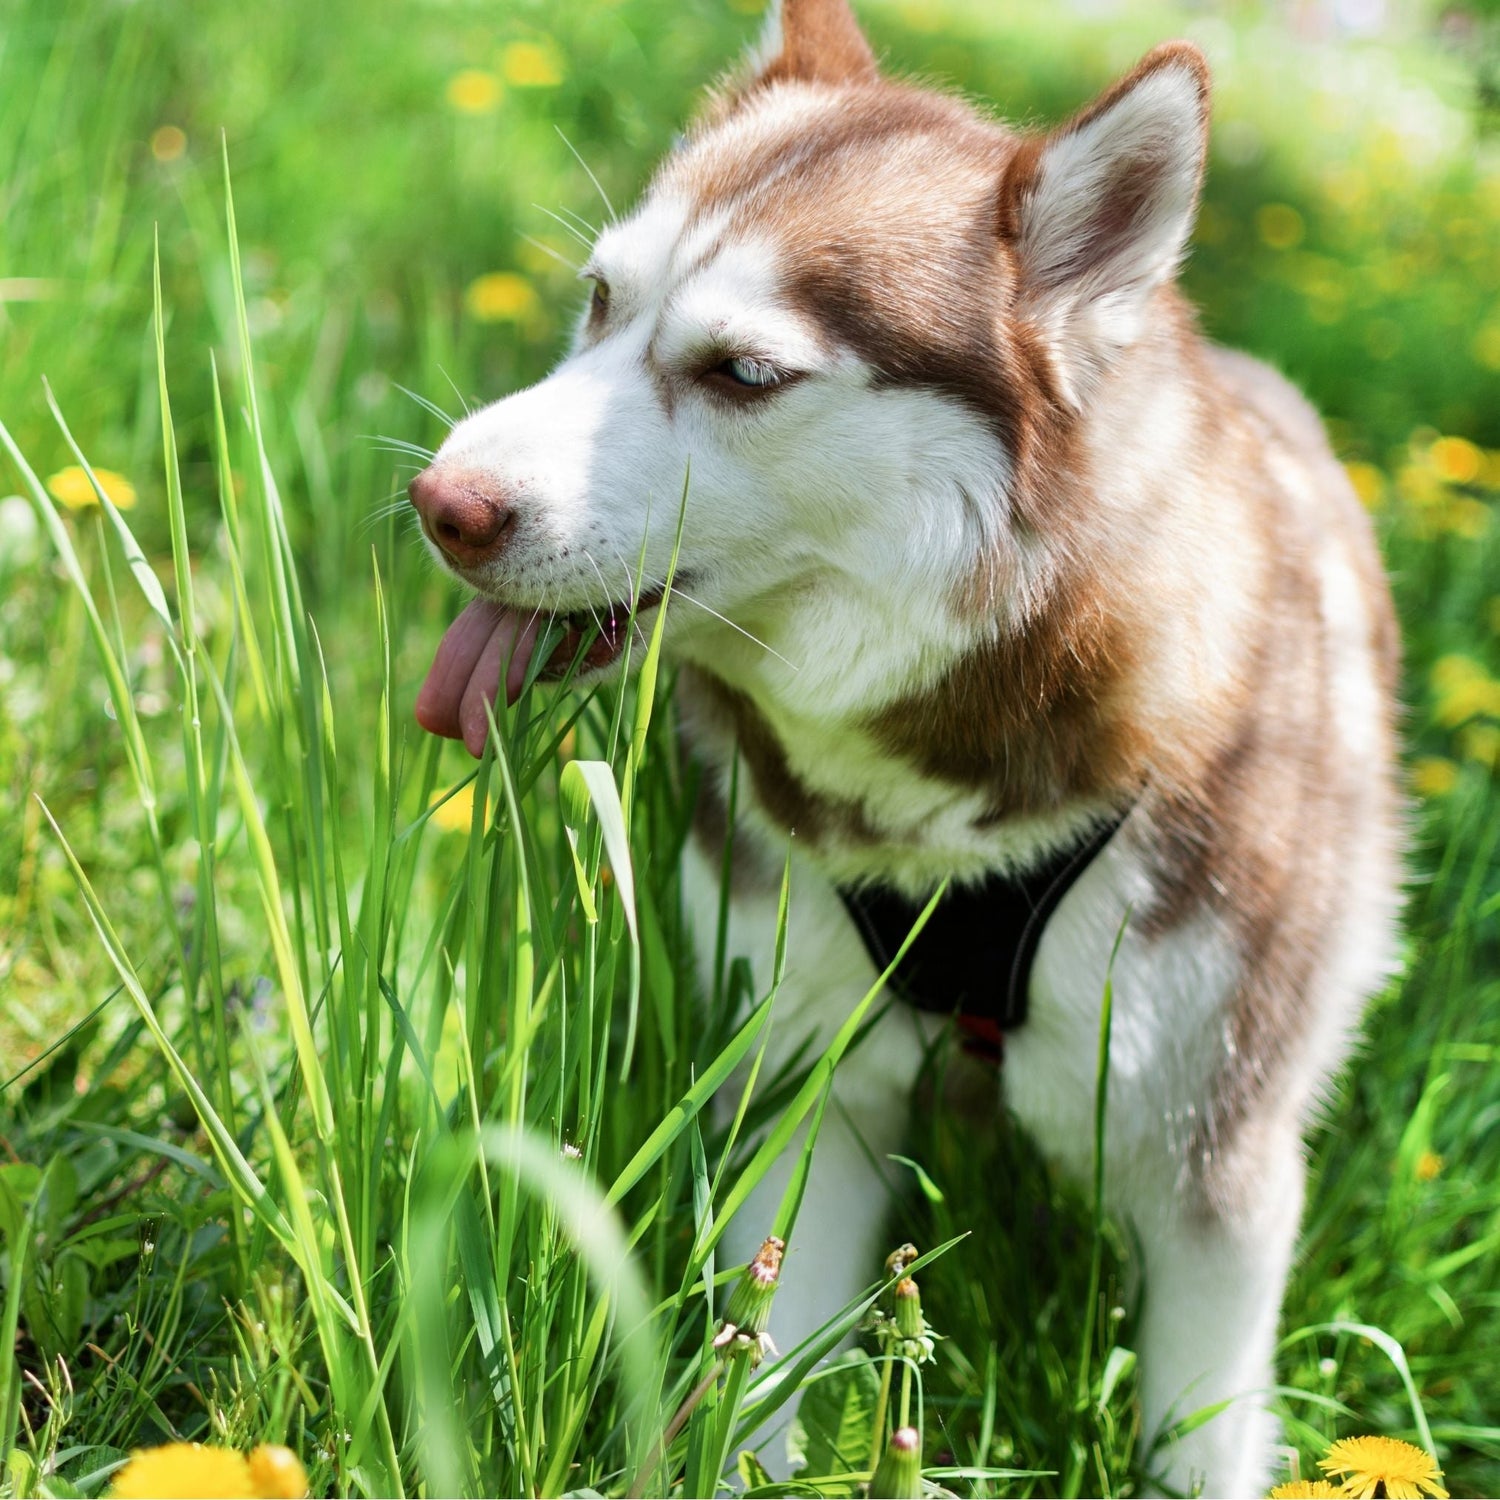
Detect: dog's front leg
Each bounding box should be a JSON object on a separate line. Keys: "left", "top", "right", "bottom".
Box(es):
{"left": 680, "top": 835, "right": 925, "bottom": 1464}
{"left": 1130, "top": 1126, "right": 1304, "bottom": 1499}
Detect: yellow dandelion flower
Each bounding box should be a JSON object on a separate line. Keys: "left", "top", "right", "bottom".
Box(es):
{"left": 151, "top": 124, "right": 187, "bottom": 162}
{"left": 1429, "top": 435, "right": 1482, "bottom": 485}
{"left": 1437, "top": 679, "right": 1500, "bottom": 727}
{"left": 431, "top": 781, "right": 488, "bottom": 833}
{"left": 1269, "top": 1482, "right": 1340, "bottom": 1498}
{"left": 1317, "top": 1435, "right": 1447, "bottom": 1499}
{"left": 446, "top": 68, "right": 503, "bottom": 115}
{"left": 1472, "top": 322, "right": 1500, "bottom": 372}
{"left": 1256, "top": 203, "right": 1305, "bottom": 250}
{"left": 465, "top": 271, "right": 538, "bottom": 323}
{"left": 1435, "top": 498, "right": 1490, "bottom": 540}
{"left": 1411, "top": 757, "right": 1458, "bottom": 798}
{"left": 246, "top": 1445, "right": 309, "bottom": 1499}
{"left": 1459, "top": 722, "right": 1500, "bottom": 769}
{"left": 47, "top": 464, "right": 137, "bottom": 511}
{"left": 1429, "top": 655, "right": 1500, "bottom": 725}
{"left": 502, "top": 40, "right": 563, "bottom": 88}
{"left": 1344, "top": 461, "right": 1385, "bottom": 508}
{"left": 1415, "top": 1149, "right": 1444, "bottom": 1181}
{"left": 1395, "top": 463, "right": 1441, "bottom": 508}
{"left": 109, "top": 1442, "right": 255, "bottom": 1499}
{"left": 1431, "top": 654, "right": 1485, "bottom": 694}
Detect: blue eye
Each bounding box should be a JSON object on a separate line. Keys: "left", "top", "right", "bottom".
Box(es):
{"left": 721, "top": 356, "right": 782, "bottom": 388}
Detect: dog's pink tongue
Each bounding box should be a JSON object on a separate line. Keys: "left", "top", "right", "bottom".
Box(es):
{"left": 414, "top": 599, "right": 540, "bottom": 757}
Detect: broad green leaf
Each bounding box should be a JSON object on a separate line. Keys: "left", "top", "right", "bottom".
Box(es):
{"left": 786, "top": 1350, "right": 879, "bottom": 1488}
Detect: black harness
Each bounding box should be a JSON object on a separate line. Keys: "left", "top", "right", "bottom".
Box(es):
{"left": 836, "top": 812, "right": 1129, "bottom": 1065}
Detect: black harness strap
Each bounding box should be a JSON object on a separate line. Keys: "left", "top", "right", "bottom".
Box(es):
{"left": 836, "top": 811, "right": 1130, "bottom": 1065}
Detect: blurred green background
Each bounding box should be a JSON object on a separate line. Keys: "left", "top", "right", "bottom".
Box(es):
{"left": 3, "top": 0, "right": 1499, "bottom": 1491}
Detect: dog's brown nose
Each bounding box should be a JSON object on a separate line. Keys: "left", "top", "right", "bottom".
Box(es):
{"left": 409, "top": 467, "right": 515, "bottom": 566}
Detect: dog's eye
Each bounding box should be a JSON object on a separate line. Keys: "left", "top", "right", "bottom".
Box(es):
{"left": 717, "top": 356, "right": 782, "bottom": 389}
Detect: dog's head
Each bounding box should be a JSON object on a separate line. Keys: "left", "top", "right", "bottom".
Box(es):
{"left": 410, "top": 0, "right": 1208, "bottom": 717}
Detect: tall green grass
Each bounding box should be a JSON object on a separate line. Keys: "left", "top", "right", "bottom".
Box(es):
{"left": 1, "top": 168, "right": 1026, "bottom": 1496}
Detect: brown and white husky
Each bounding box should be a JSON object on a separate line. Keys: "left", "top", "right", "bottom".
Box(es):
{"left": 409, "top": 2, "right": 1402, "bottom": 1490}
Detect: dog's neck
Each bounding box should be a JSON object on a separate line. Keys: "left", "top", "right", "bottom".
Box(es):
{"left": 674, "top": 333, "right": 1266, "bottom": 891}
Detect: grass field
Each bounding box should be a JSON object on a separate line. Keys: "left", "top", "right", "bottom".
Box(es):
{"left": 2, "top": 0, "right": 1499, "bottom": 1494}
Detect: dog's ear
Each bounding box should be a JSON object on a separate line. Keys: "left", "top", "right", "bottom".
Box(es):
{"left": 747, "top": 0, "right": 878, "bottom": 89}
{"left": 1000, "top": 42, "right": 1209, "bottom": 403}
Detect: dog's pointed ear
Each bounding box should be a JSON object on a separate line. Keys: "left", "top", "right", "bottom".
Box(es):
{"left": 1000, "top": 42, "right": 1209, "bottom": 402}
{"left": 749, "top": 0, "right": 878, "bottom": 89}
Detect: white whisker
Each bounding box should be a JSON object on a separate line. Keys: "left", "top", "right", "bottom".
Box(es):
{"left": 392, "top": 384, "right": 455, "bottom": 429}
{"left": 532, "top": 203, "right": 594, "bottom": 250}
{"left": 366, "top": 436, "right": 436, "bottom": 460}
{"left": 436, "top": 366, "right": 473, "bottom": 420}
{"left": 555, "top": 204, "right": 599, "bottom": 239}
{"left": 611, "top": 548, "right": 800, "bottom": 673}
{"left": 520, "top": 234, "right": 581, "bottom": 273}
{"left": 555, "top": 127, "right": 616, "bottom": 221}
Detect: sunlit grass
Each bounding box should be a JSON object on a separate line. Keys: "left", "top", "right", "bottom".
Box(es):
{"left": 2, "top": 0, "right": 1499, "bottom": 1495}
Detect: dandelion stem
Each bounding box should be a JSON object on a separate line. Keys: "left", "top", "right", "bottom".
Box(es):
{"left": 867, "top": 1352, "right": 895, "bottom": 1482}
{"left": 628, "top": 1363, "right": 720, "bottom": 1500}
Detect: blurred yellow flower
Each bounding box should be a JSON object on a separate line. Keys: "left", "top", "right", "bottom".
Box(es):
{"left": 466, "top": 271, "right": 538, "bottom": 323}
{"left": 1429, "top": 435, "right": 1482, "bottom": 485}
{"left": 1459, "top": 722, "right": 1500, "bottom": 769}
{"left": 246, "top": 1445, "right": 309, "bottom": 1499}
{"left": 109, "top": 1441, "right": 304, "bottom": 1499}
{"left": 1435, "top": 498, "right": 1489, "bottom": 539}
{"left": 1415, "top": 1150, "right": 1444, "bottom": 1181}
{"left": 502, "top": 40, "right": 564, "bottom": 88}
{"left": 151, "top": 125, "right": 187, "bottom": 162}
{"left": 1411, "top": 757, "right": 1457, "bottom": 798}
{"left": 1256, "top": 203, "right": 1304, "bottom": 250}
{"left": 1395, "top": 464, "right": 1441, "bottom": 508}
{"left": 896, "top": 0, "right": 944, "bottom": 30}
{"left": 431, "top": 781, "right": 488, "bottom": 833}
{"left": 1317, "top": 1435, "right": 1447, "bottom": 1499}
{"left": 1431, "top": 654, "right": 1485, "bottom": 695}
{"left": 1343, "top": 462, "right": 1384, "bottom": 508}
{"left": 446, "top": 68, "right": 503, "bottom": 115}
{"left": 1269, "top": 1482, "right": 1339, "bottom": 1498}
{"left": 1473, "top": 322, "right": 1500, "bottom": 372}
{"left": 1429, "top": 653, "right": 1500, "bottom": 725}
{"left": 47, "top": 465, "right": 137, "bottom": 511}
{"left": 517, "top": 238, "right": 566, "bottom": 275}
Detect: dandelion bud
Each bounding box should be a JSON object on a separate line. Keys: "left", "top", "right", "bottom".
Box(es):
{"left": 885, "top": 1243, "right": 919, "bottom": 1278}
{"left": 713, "top": 1235, "right": 784, "bottom": 1366}
{"left": 894, "top": 1278, "right": 923, "bottom": 1341}
{"left": 869, "top": 1426, "right": 921, "bottom": 1499}
{"left": 722, "top": 1235, "right": 782, "bottom": 1336}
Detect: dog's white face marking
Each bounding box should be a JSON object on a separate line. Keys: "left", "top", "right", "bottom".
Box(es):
{"left": 426, "top": 93, "right": 1022, "bottom": 718}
